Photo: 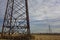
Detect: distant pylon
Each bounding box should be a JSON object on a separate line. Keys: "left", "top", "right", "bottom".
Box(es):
{"left": 2, "top": 0, "right": 30, "bottom": 36}
{"left": 49, "top": 24, "right": 52, "bottom": 33}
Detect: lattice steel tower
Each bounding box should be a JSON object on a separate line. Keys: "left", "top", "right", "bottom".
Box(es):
{"left": 2, "top": 0, "right": 30, "bottom": 35}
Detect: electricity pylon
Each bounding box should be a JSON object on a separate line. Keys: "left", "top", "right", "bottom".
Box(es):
{"left": 2, "top": 0, "right": 30, "bottom": 36}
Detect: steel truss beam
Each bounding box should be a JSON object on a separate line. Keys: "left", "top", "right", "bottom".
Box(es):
{"left": 2, "top": 0, "right": 30, "bottom": 36}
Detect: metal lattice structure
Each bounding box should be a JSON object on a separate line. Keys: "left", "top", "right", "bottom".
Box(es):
{"left": 2, "top": 0, "right": 30, "bottom": 35}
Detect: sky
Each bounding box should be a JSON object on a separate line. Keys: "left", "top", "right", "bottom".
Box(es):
{"left": 0, "top": 0, "right": 60, "bottom": 33}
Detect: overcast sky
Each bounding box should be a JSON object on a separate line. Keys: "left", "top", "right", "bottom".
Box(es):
{"left": 0, "top": 0, "right": 60, "bottom": 33}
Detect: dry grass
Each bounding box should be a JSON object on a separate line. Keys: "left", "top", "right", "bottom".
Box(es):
{"left": 31, "top": 34, "right": 60, "bottom": 40}
{"left": 0, "top": 33, "right": 60, "bottom": 40}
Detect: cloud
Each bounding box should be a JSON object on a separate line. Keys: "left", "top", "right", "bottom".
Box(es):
{"left": 29, "top": 0, "right": 60, "bottom": 21}
{"left": 0, "top": 0, "right": 7, "bottom": 19}
{"left": 29, "top": 0, "right": 60, "bottom": 33}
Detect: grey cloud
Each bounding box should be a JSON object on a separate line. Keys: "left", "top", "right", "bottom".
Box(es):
{"left": 0, "top": 0, "right": 7, "bottom": 19}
